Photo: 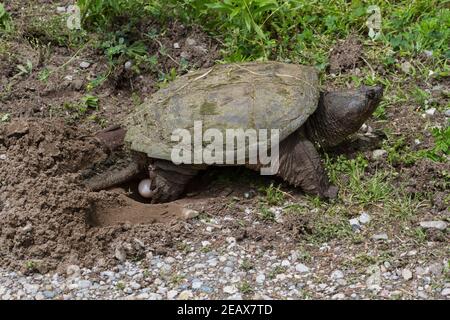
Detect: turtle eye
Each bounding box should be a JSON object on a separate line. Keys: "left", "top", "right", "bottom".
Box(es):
{"left": 138, "top": 179, "right": 153, "bottom": 198}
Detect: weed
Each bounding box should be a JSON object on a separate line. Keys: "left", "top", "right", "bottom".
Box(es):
{"left": 259, "top": 183, "right": 285, "bottom": 206}
{"left": 0, "top": 2, "right": 12, "bottom": 33}
{"left": 0, "top": 112, "right": 10, "bottom": 122}
{"left": 240, "top": 259, "right": 254, "bottom": 271}
{"left": 238, "top": 281, "right": 254, "bottom": 294}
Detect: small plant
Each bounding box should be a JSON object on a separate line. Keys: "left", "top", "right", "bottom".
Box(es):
{"left": 258, "top": 204, "right": 275, "bottom": 222}
{"left": 115, "top": 282, "right": 125, "bottom": 291}
{"left": 421, "top": 127, "right": 450, "bottom": 162}
{"left": 16, "top": 60, "right": 33, "bottom": 77}
{"left": 0, "top": 3, "right": 12, "bottom": 32}
{"left": 268, "top": 265, "right": 286, "bottom": 279}
{"left": 25, "top": 260, "right": 37, "bottom": 271}
{"left": 240, "top": 258, "right": 254, "bottom": 271}
{"left": 82, "top": 94, "right": 99, "bottom": 110}
{"left": 260, "top": 183, "right": 285, "bottom": 206}
{"left": 0, "top": 112, "right": 10, "bottom": 122}
{"left": 238, "top": 281, "right": 254, "bottom": 294}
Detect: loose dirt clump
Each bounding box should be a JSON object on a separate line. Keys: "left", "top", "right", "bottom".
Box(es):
{"left": 0, "top": 119, "right": 196, "bottom": 273}
{"left": 328, "top": 35, "right": 363, "bottom": 74}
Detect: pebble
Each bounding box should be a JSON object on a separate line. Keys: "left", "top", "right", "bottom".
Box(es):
{"left": 419, "top": 220, "right": 447, "bottom": 230}
{"left": 124, "top": 61, "right": 133, "bottom": 70}
{"left": 358, "top": 212, "right": 371, "bottom": 224}
{"left": 400, "top": 61, "right": 413, "bottom": 74}
{"left": 173, "top": 43, "right": 181, "bottom": 49}
{"left": 366, "top": 265, "right": 382, "bottom": 287}
{"left": 115, "top": 247, "right": 127, "bottom": 262}
{"left": 402, "top": 269, "right": 413, "bottom": 281}
{"left": 281, "top": 260, "right": 290, "bottom": 267}
{"left": 295, "top": 263, "right": 309, "bottom": 273}
{"left": 444, "top": 109, "right": 450, "bottom": 117}
{"left": 331, "top": 270, "right": 344, "bottom": 280}
{"left": 0, "top": 154, "right": 6, "bottom": 161}
{"left": 441, "top": 288, "right": 450, "bottom": 296}
{"left": 56, "top": 6, "right": 66, "bottom": 13}
{"left": 183, "top": 208, "right": 199, "bottom": 219}
{"left": 178, "top": 290, "right": 193, "bottom": 299}
{"left": 349, "top": 218, "right": 361, "bottom": 232}
{"left": 66, "top": 265, "right": 81, "bottom": 277}
{"left": 428, "top": 263, "right": 443, "bottom": 276}
{"left": 186, "top": 38, "right": 197, "bottom": 46}
{"left": 79, "top": 61, "right": 91, "bottom": 69}
{"left": 332, "top": 293, "right": 345, "bottom": 300}
{"left": 167, "top": 290, "right": 178, "bottom": 299}
{"left": 223, "top": 285, "right": 238, "bottom": 295}
{"left": 130, "top": 282, "right": 141, "bottom": 290}
{"left": 192, "top": 280, "right": 203, "bottom": 289}
{"left": 425, "top": 108, "right": 436, "bottom": 117}
{"left": 256, "top": 274, "right": 266, "bottom": 284}
{"left": 372, "top": 149, "right": 387, "bottom": 160}
{"left": 372, "top": 233, "right": 388, "bottom": 241}
{"left": 78, "top": 280, "right": 92, "bottom": 289}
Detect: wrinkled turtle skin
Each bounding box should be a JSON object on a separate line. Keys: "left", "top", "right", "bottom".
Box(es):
{"left": 88, "top": 62, "right": 384, "bottom": 203}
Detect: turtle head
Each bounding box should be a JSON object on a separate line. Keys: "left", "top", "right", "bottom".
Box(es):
{"left": 305, "top": 86, "right": 383, "bottom": 148}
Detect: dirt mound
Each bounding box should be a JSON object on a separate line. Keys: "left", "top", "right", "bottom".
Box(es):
{"left": 0, "top": 119, "right": 192, "bottom": 273}
{"left": 328, "top": 35, "right": 363, "bottom": 74}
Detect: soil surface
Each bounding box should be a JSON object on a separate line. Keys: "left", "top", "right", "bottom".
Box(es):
{"left": 0, "top": 1, "right": 448, "bottom": 300}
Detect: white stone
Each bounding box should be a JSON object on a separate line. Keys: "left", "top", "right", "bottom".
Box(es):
{"left": 419, "top": 220, "right": 447, "bottom": 230}
{"left": 182, "top": 208, "right": 199, "bottom": 219}
{"left": 192, "top": 280, "right": 203, "bottom": 289}
{"left": 441, "top": 288, "right": 450, "bottom": 296}
{"left": 256, "top": 274, "right": 265, "bottom": 284}
{"left": 178, "top": 290, "right": 193, "bottom": 299}
{"left": 402, "top": 269, "right": 413, "bottom": 281}
{"left": 281, "top": 260, "right": 291, "bottom": 267}
{"left": 359, "top": 212, "right": 371, "bottom": 224}
{"left": 124, "top": 61, "right": 133, "bottom": 70}
{"left": 372, "top": 233, "right": 388, "bottom": 241}
{"left": 173, "top": 43, "right": 180, "bottom": 49}
{"left": 79, "top": 61, "right": 91, "bottom": 69}
{"left": 56, "top": 6, "right": 66, "bottom": 13}
{"left": 223, "top": 285, "right": 238, "bottom": 295}
{"left": 331, "top": 270, "right": 344, "bottom": 280}
{"left": 167, "top": 290, "right": 178, "bottom": 299}
{"left": 295, "top": 263, "right": 309, "bottom": 273}
{"left": 400, "top": 61, "right": 412, "bottom": 73}
{"left": 332, "top": 293, "right": 345, "bottom": 300}
{"left": 372, "top": 149, "right": 387, "bottom": 160}
{"left": 78, "top": 280, "right": 92, "bottom": 289}
{"left": 425, "top": 108, "right": 436, "bottom": 117}
{"left": 66, "top": 265, "right": 81, "bottom": 277}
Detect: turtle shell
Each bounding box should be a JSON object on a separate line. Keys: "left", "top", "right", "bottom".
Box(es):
{"left": 124, "top": 62, "right": 319, "bottom": 162}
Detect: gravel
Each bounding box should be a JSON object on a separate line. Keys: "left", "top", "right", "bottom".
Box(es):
{"left": 0, "top": 215, "right": 447, "bottom": 300}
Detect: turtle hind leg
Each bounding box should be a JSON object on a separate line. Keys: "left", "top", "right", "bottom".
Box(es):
{"left": 83, "top": 156, "right": 146, "bottom": 191}
{"left": 277, "top": 130, "right": 338, "bottom": 199}
{"left": 147, "top": 160, "right": 201, "bottom": 204}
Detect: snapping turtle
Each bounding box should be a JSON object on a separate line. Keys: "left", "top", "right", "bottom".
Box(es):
{"left": 87, "top": 62, "right": 383, "bottom": 203}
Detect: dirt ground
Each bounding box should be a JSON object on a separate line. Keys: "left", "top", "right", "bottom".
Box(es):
{"left": 0, "top": 0, "right": 448, "bottom": 299}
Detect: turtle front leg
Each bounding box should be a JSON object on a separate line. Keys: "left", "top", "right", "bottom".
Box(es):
{"left": 144, "top": 160, "right": 200, "bottom": 203}
{"left": 276, "top": 130, "right": 338, "bottom": 199}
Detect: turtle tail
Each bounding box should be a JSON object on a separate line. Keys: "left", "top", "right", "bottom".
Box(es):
{"left": 84, "top": 159, "right": 143, "bottom": 191}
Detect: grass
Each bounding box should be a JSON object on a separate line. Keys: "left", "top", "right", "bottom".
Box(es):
{"left": 0, "top": 2, "right": 12, "bottom": 33}
{"left": 1, "top": 0, "right": 447, "bottom": 247}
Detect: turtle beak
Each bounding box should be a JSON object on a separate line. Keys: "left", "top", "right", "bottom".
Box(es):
{"left": 361, "top": 85, "right": 384, "bottom": 116}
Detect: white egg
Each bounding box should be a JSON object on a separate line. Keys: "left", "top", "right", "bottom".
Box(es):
{"left": 138, "top": 179, "right": 152, "bottom": 198}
